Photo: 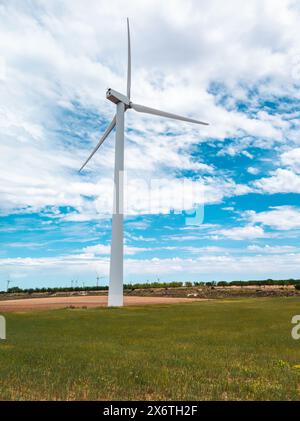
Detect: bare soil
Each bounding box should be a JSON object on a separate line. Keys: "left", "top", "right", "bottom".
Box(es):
{"left": 0, "top": 295, "right": 202, "bottom": 312}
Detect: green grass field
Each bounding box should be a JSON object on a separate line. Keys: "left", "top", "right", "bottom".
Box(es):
{"left": 1, "top": 297, "right": 300, "bottom": 400}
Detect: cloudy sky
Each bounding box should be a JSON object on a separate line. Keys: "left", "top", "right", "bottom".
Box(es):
{"left": 1, "top": 0, "right": 300, "bottom": 289}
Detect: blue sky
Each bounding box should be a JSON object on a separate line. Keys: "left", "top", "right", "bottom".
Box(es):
{"left": 1, "top": 0, "right": 300, "bottom": 290}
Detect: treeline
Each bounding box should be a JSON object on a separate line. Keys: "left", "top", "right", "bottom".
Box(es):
{"left": 1, "top": 279, "right": 300, "bottom": 294}
{"left": 0, "top": 286, "right": 108, "bottom": 294}
{"left": 1, "top": 282, "right": 183, "bottom": 294}
{"left": 124, "top": 279, "right": 300, "bottom": 288}
{"left": 216, "top": 279, "right": 300, "bottom": 287}
{"left": 124, "top": 281, "right": 184, "bottom": 289}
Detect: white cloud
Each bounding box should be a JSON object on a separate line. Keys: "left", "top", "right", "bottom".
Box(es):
{"left": 255, "top": 169, "right": 300, "bottom": 194}
{"left": 247, "top": 244, "right": 298, "bottom": 253}
{"left": 247, "top": 206, "right": 300, "bottom": 230}
{"left": 214, "top": 225, "right": 265, "bottom": 240}
{"left": 281, "top": 148, "right": 300, "bottom": 173}
{"left": 83, "top": 243, "right": 148, "bottom": 256}
{"left": 247, "top": 166, "right": 260, "bottom": 175}
{"left": 254, "top": 147, "right": 300, "bottom": 194}
{"left": 82, "top": 244, "right": 111, "bottom": 255}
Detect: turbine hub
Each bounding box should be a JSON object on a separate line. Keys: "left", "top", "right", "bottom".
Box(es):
{"left": 106, "top": 88, "right": 130, "bottom": 106}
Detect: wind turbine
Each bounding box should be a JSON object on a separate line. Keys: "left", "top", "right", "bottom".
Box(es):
{"left": 79, "top": 18, "right": 209, "bottom": 307}
{"left": 95, "top": 272, "right": 105, "bottom": 288}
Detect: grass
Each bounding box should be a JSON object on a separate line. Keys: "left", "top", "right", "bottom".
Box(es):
{"left": 1, "top": 297, "right": 300, "bottom": 400}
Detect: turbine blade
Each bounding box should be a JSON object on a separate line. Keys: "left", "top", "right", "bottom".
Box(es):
{"left": 127, "top": 18, "right": 131, "bottom": 100}
{"left": 131, "top": 103, "right": 209, "bottom": 126}
{"left": 79, "top": 115, "right": 116, "bottom": 172}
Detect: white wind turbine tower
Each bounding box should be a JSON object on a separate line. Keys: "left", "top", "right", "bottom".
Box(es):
{"left": 80, "top": 19, "right": 209, "bottom": 307}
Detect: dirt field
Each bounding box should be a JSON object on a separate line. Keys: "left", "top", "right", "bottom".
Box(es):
{"left": 0, "top": 295, "right": 201, "bottom": 312}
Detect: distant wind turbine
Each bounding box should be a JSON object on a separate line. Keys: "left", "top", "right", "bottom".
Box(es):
{"left": 79, "top": 19, "right": 209, "bottom": 307}
{"left": 6, "top": 278, "right": 13, "bottom": 292}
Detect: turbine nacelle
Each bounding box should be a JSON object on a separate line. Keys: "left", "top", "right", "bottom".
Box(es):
{"left": 106, "top": 88, "right": 130, "bottom": 107}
